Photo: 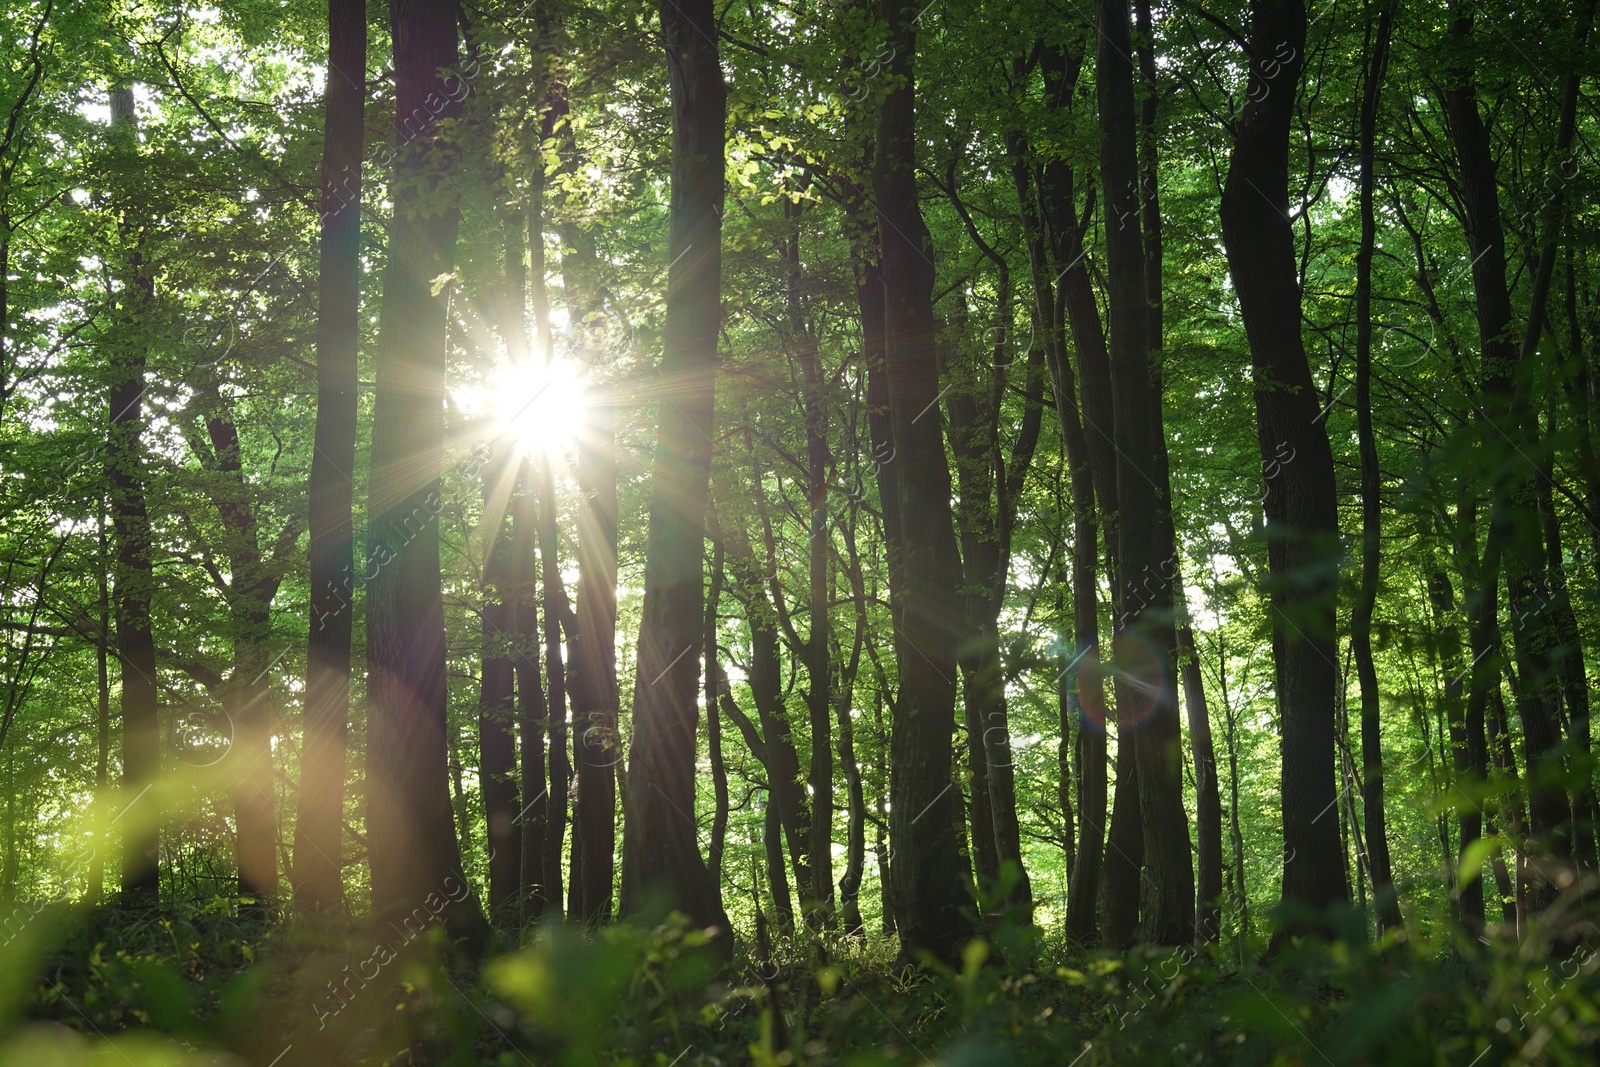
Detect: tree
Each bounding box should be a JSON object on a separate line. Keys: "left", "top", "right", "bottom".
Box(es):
{"left": 1351, "top": 0, "right": 1402, "bottom": 936}
{"left": 106, "top": 83, "right": 160, "bottom": 904}
{"left": 874, "top": 0, "right": 978, "bottom": 965}
{"left": 1094, "top": 0, "right": 1194, "bottom": 946}
{"left": 616, "top": 0, "right": 731, "bottom": 941}
{"left": 1216, "top": 0, "right": 1349, "bottom": 922}
{"left": 364, "top": 0, "right": 488, "bottom": 945}
{"left": 293, "top": 0, "right": 365, "bottom": 916}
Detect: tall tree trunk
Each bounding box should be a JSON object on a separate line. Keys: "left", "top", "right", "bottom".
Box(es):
{"left": 1424, "top": 521, "right": 1483, "bottom": 932}
{"left": 1095, "top": 0, "right": 1193, "bottom": 947}
{"left": 787, "top": 214, "right": 835, "bottom": 924}
{"left": 1218, "top": 641, "right": 1249, "bottom": 939}
{"left": 1178, "top": 623, "right": 1222, "bottom": 942}
{"left": 617, "top": 0, "right": 730, "bottom": 943}
{"left": 726, "top": 522, "right": 814, "bottom": 897}
{"left": 706, "top": 542, "right": 729, "bottom": 885}
{"left": 479, "top": 447, "right": 521, "bottom": 921}
{"left": 191, "top": 391, "right": 290, "bottom": 916}
{"left": 1538, "top": 449, "right": 1596, "bottom": 870}
{"left": 228, "top": 649, "right": 278, "bottom": 913}
{"left": 106, "top": 85, "right": 159, "bottom": 905}
{"left": 512, "top": 461, "right": 549, "bottom": 921}
{"left": 535, "top": 454, "right": 571, "bottom": 916}
{"left": 945, "top": 330, "right": 1002, "bottom": 896}
{"left": 1129, "top": 1, "right": 1223, "bottom": 945}
{"left": 294, "top": 0, "right": 364, "bottom": 916}
{"left": 1560, "top": 263, "right": 1600, "bottom": 870}
{"left": 1217, "top": 0, "right": 1349, "bottom": 927}
{"left": 763, "top": 791, "right": 794, "bottom": 929}
{"left": 1352, "top": 0, "right": 1402, "bottom": 937}
{"left": 1488, "top": 683, "right": 1531, "bottom": 932}
{"left": 364, "top": 0, "right": 487, "bottom": 945}
{"left": 1440, "top": 3, "right": 1583, "bottom": 912}
{"left": 874, "top": 0, "right": 977, "bottom": 966}
{"left": 836, "top": 536, "right": 870, "bottom": 936}
{"left": 937, "top": 198, "right": 1038, "bottom": 918}
{"left": 90, "top": 511, "right": 111, "bottom": 903}
{"left": 1036, "top": 40, "right": 1124, "bottom": 944}
{"left": 573, "top": 394, "right": 618, "bottom": 925}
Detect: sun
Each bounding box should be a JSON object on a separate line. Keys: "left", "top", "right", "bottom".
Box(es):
{"left": 456, "top": 358, "right": 589, "bottom": 458}
{"left": 498, "top": 358, "right": 589, "bottom": 455}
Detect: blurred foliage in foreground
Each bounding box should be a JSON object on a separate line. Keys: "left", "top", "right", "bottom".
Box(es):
{"left": 3, "top": 900, "right": 1599, "bottom": 1065}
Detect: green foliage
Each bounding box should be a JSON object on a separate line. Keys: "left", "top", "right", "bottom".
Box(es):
{"left": 5, "top": 906, "right": 1600, "bottom": 1064}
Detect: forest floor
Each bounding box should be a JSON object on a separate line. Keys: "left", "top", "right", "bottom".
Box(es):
{"left": 5, "top": 902, "right": 1598, "bottom": 1065}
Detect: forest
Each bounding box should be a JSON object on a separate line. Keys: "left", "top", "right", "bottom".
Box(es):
{"left": 0, "top": 0, "right": 1597, "bottom": 1062}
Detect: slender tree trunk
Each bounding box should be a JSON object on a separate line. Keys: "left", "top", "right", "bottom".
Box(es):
{"left": 480, "top": 447, "right": 521, "bottom": 921}
{"left": 90, "top": 511, "right": 111, "bottom": 903}
{"left": 512, "top": 461, "right": 549, "bottom": 921}
{"left": 1217, "top": 0, "right": 1349, "bottom": 927}
{"left": 1560, "top": 263, "right": 1600, "bottom": 868}
{"left": 364, "top": 0, "right": 487, "bottom": 945}
{"left": 1353, "top": 0, "right": 1402, "bottom": 937}
{"left": 1036, "top": 41, "right": 1125, "bottom": 943}
{"left": 874, "top": 0, "right": 977, "bottom": 965}
{"left": 706, "top": 542, "right": 729, "bottom": 885}
{"left": 193, "top": 395, "right": 287, "bottom": 916}
{"left": 1441, "top": 5, "right": 1577, "bottom": 912}
{"left": 294, "top": 0, "right": 364, "bottom": 916}
{"left": 228, "top": 656, "right": 278, "bottom": 913}
{"left": 1539, "top": 443, "right": 1596, "bottom": 870}
{"left": 533, "top": 455, "right": 571, "bottom": 918}
{"left": 106, "top": 85, "right": 159, "bottom": 905}
{"left": 764, "top": 792, "right": 794, "bottom": 929}
{"left": 781, "top": 213, "right": 836, "bottom": 925}
{"left": 1425, "top": 523, "right": 1483, "bottom": 932}
{"left": 945, "top": 334, "right": 1003, "bottom": 896}
{"left": 1094, "top": 0, "right": 1193, "bottom": 946}
{"left": 617, "top": 0, "right": 730, "bottom": 943}
{"left": 1218, "top": 642, "right": 1249, "bottom": 939}
{"left": 836, "top": 601, "right": 868, "bottom": 936}
{"left": 1176, "top": 623, "right": 1222, "bottom": 942}
{"left": 1488, "top": 683, "right": 1531, "bottom": 932}
{"left": 573, "top": 394, "right": 618, "bottom": 924}
{"left": 727, "top": 525, "right": 814, "bottom": 895}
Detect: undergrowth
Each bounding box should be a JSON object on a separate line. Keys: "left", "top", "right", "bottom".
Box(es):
{"left": 2, "top": 900, "right": 1598, "bottom": 1065}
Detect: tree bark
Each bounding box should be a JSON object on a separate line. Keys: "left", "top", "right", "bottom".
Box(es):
{"left": 874, "top": 0, "right": 977, "bottom": 966}
{"left": 836, "top": 526, "right": 870, "bottom": 935}
{"left": 364, "top": 0, "right": 487, "bottom": 946}
{"left": 479, "top": 447, "right": 521, "bottom": 921}
{"left": 511, "top": 460, "right": 549, "bottom": 921}
{"left": 294, "top": 0, "right": 364, "bottom": 916}
{"left": 535, "top": 454, "right": 571, "bottom": 916}
{"left": 1440, "top": 3, "right": 1581, "bottom": 912}
{"left": 617, "top": 0, "right": 730, "bottom": 943}
{"left": 724, "top": 520, "right": 813, "bottom": 902}
{"left": 1095, "top": 0, "right": 1193, "bottom": 946}
{"left": 1352, "top": 0, "right": 1402, "bottom": 937}
{"left": 1217, "top": 0, "right": 1349, "bottom": 926}
{"left": 572, "top": 394, "right": 618, "bottom": 925}
{"left": 786, "top": 211, "right": 835, "bottom": 924}
{"left": 939, "top": 179, "right": 1040, "bottom": 918}
{"left": 188, "top": 386, "right": 294, "bottom": 916}
{"left": 1035, "top": 39, "right": 1123, "bottom": 945}
{"left": 706, "top": 542, "right": 730, "bottom": 885}
{"left": 106, "top": 85, "right": 159, "bottom": 905}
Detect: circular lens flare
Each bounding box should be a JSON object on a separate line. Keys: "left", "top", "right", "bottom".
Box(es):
{"left": 1075, "top": 632, "right": 1173, "bottom": 729}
